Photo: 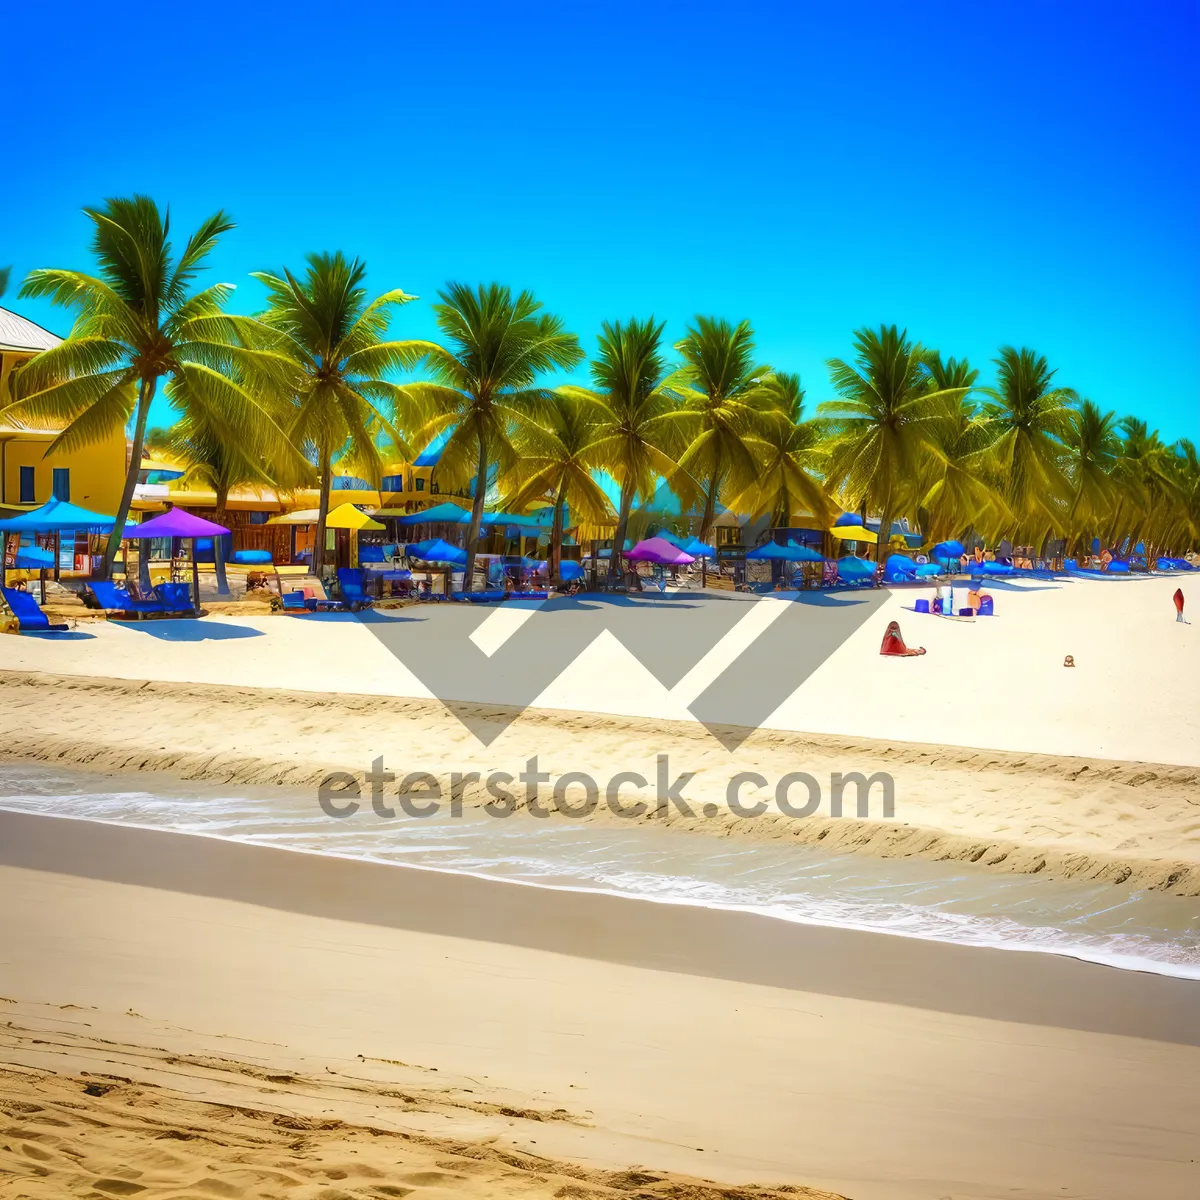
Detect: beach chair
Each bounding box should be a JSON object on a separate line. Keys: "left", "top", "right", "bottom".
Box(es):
{"left": 88, "top": 580, "right": 169, "bottom": 618}
{"left": 281, "top": 588, "right": 314, "bottom": 612}
{"left": 1, "top": 587, "right": 70, "bottom": 633}
{"left": 336, "top": 568, "right": 375, "bottom": 611}
{"left": 153, "top": 581, "right": 197, "bottom": 615}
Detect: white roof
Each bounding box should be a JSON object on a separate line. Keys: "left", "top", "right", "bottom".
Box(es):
{"left": 0, "top": 306, "right": 62, "bottom": 353}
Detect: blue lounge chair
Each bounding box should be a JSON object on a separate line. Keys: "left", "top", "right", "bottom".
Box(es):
{"left": 2, "top": 587, "right": 69, "bottom": 633}
{"left": 153, "top": 581, "right": 196, "bottom": 614}
{"left": 337, "top": 568, "right": 375, "bottom": 611}
{"left": 88, "top": 580, "right": 168, "bottom": 617}
{"left": 282, "top": 588, "right": 313, "bottom": 612}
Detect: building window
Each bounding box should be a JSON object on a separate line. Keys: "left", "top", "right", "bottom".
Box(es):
{"left": 415, "top": 478, "right": 425, "bottom": 492}
{"left": 248, "top": 511, "right": 269, "bottom": 525}
{"left": 19, "top": 466, "right": 35, "bottom": 504}
{"left": 382, "top": 475, "right": 404, "bottom": 492}
{"left": 52, "top": 468, "right": 70, "bottom": 501}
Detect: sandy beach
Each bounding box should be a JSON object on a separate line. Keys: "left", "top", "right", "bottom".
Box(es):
{"left": 3, "top": 810, "right": 1199, "bottom": 1200}
{"left": 2, "top": 572, "right": 1199, "bottom": 1197}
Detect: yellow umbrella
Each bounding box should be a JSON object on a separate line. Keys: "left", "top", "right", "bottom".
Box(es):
{"left": 267, "top": 508, "right": 319, "bottom": 525}
{"left": 326, "top": 502, "right": 385, "bottom": 531}
{"left": 828, "top": 525, "right": 878, "bottom": 544}
{"left": 267, "top": 504, "right": 385, "bottom": 530}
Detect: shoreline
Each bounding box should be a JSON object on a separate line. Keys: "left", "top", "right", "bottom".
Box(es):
{"left": 4, "top": 808, "right": 1199, "bottom": 1200}
{"left": 3, "top": 668, "right": 1198, "bottom": 895}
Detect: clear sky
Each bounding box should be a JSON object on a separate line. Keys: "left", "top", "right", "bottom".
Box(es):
{"left": 4, "top": 1, "right": 1197, "bottom": 440}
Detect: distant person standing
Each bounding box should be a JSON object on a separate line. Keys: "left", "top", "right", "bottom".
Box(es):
{"left": 1174, "top": 588, "right": 1187, "bottom": 623}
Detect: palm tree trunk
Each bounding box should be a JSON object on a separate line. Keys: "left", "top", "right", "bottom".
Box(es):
{"left": 214, "top": 483, "right": 231, "bottom": 597}
{"left": 874, "top": 489, "right": 894, "bottom": 564}
{"left": 698, "top": 458, "right": 725, "bottom": 546}
{"left": 102, "top": 376, "right": 156, "bottom": 579}
{"left": 549, "top": 482, "right": 566, "bottom": 586}
{"left": 462, "top": 432, "right": 488, "bottom": 593}
{"left": 311, "top": 449, "right": 333, "bottom": 578}
{"left": 611, "top": 480, "right": 634, "bottom": 578}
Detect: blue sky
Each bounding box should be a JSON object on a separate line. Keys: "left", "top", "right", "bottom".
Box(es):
{"left": 4, "top": 1, "right": 1197, "bottom": 440}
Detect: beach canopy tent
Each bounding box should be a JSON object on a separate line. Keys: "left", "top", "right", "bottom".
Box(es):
{"left": 123, "top": 510, "right": 230, "bottom": 539}
{"left": 0, "top": 499, "right": 134, "bottom": 601}
{"left": 828, "top": 525, "right": 878, "bottom": 545}
{"left": 654, "top": 530, "right": 715, "bottom": 558}
{"left": 406, "top": 538, "right": 468, "bottom": 565}
{"left": 383, "top": 503, "right": 471, "bottom": 526}
{"left": 625, "top": 537, "right": 695, "bottom": 565}
{"left": 837, "top": 555, "right": 877, "bottom": 582}
{"left": 0, "top": 498, "right": 125, "bottom": 534}
{"left": 123, "top": 509, "right": 230, "bottom": 610}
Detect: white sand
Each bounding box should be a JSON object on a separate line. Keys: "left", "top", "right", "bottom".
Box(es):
{"left": 3, "top": 574, "right": 1197, "bottom": 764}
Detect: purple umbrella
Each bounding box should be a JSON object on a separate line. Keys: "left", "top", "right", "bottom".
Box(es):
{"left": 123, "top": 510, "right": 230, "bottom": 539}
{"left": 625, "top": 537, "right": 696, "bottom": 565}
{"left": 123, "top": 509, "right": 231, "bottom": 607}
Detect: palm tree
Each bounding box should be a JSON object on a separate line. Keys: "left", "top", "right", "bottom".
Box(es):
{"left": 499, "top": 391, "right": 616, "bottom": 583}
{"left": 562, "top": 317, "right": 692, "bottom": 575}
{"left": 1109, "top": 417, "right": 1184, "bottom": 561}
{"left": 0, "top": 266, "right": 9, "bottom": 298}
{"left": 668, "top": 317, "right": 781, "bottom": 545}
{"left": 1063, "top": 399, "right": 1119, "bottom": 553}
{"left": 979, "top": 347, "right": 1076, "bottom": 545}
{"left": 725, "top": 372, "right": 830, "bottom": 530}
{"left": 819, "top": 325, "right": 960, "bottom": 561}
{"left": 5, "top": 195, "right": 290, "bottom": 576}
{"left": 400, "top": 283, "right": 583, "bottom": 590}
{"left": 253, "top": 252, "right": 428, "bottom": 576}
{"left": 909, "top": 353, "right": 1001, "bottom": 545}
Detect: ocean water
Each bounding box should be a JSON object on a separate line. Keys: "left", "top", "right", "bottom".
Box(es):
{"left": 2, "top": 763, "right": 1197, "bottom": 980}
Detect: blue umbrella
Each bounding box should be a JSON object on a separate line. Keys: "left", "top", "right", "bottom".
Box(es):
{"left": 389, "top": 503, "right": 470, "bottom": 526}
{"left": 833, "top": 512, "right": 864, "bottom": 527}
{"left": 933, "top": 539, "right": 965, "bottom": 560}
{"left": 785, "top": 540, "right": 825, "bottom": 562}
{"left": 406, "top": 538, "right": 467, "bottom": 565}
{"left": 747, "top": 541, "right": 825, "bottom": 562}
{"left": 0, "top": 497, "right": 127, "bottom": 533}
{"left": 837, "top": 555, "right": 877, "bottom": 581}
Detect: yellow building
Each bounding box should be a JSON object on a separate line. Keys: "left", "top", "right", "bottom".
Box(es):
{"left": 0, "top": 306, "right": 128, "bottom": 515}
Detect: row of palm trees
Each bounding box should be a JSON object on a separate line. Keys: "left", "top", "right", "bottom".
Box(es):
{"left": 4, "top": 196, "right": 1197, "bottom": 591}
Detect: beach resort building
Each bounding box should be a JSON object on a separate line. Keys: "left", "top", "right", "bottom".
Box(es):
{"left": 0, "top": 307, "right": 127, "bottom": 520}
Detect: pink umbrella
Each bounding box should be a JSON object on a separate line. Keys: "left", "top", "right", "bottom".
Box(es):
{"left": 625, "top": 537, "right": 696, "bottom": 565}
